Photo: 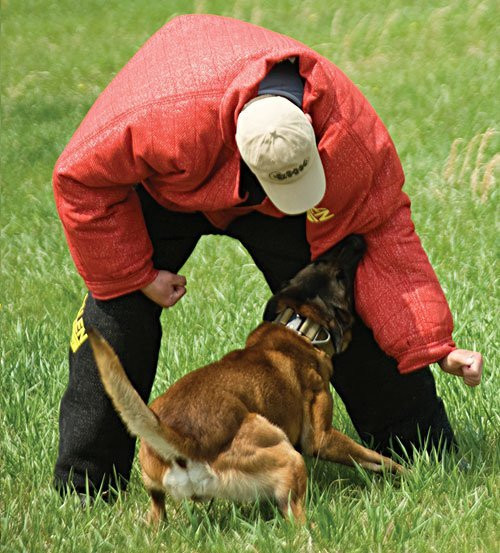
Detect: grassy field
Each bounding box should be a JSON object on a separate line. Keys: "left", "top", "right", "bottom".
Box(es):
{"left": 1, "top": 0, "right": 499, "bottom": 551}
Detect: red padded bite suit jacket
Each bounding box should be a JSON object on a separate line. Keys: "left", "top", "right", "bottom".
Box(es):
{"left": 53, "top": 15, "right": 456, "bottom": 373}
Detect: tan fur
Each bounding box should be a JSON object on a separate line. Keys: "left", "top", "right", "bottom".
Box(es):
{"left": 90, "top": 333, "right": 182, "bottom": 461}
{"left": 89, "top": 322, "right": 403, "bottom": 524}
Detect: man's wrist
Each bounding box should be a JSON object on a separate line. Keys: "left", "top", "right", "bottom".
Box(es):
{"left": 437, "top": 356, "right": 446, "bottom": 370}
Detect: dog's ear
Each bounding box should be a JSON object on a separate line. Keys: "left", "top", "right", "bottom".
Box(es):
{"left": 316, "top": 234, "right": 365, "bottom": 282}
{"left": 316, "top": 234, "right": 365, "bottom": 261}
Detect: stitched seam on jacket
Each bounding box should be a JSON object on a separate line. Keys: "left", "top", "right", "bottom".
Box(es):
{"left": 397, "top": 336, "right": 454, "bottom": 357}
{"left": 84, "top": 264, "right": 157, "bottom": 286}
{"left": 63, "top": 89, "right": 227, "bottom": 157}
{"left": 313, "top": 58, "right": 337, "bottom": 136}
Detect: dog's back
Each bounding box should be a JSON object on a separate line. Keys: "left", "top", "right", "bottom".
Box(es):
{"left": 89, "top": 324, "right": 310, "bottom": 520}
{"left": 147, "top": 322, "right": 326, "bottom": 458}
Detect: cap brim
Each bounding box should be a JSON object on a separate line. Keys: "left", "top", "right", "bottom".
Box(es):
{"left": 257, "top": 146, "right": 326, "bottom": 215}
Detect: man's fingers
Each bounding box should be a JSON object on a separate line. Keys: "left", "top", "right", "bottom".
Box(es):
{"left": 169, "top": 285, "right": 186, "bottom": 304}
{"left": 450, "top": 350, "right": 474, "bottom": 366}
{"left": 169, "top": 273, "right": 187, "bottom": 287}
{"left": 464, "top": 376, "right": 480, "bottom": 387}
{"left": 462, "top": 353, "right": 483, "bottom": 387}
{"left": 449, "top": 351, "right": 483, "bottom": 387}
{"left": 159, "top": 284, "right": 186, "bottom": 307}
{"left": 141, "top": 270, "right": 188, "bottom": 308}
{"left": 151, "top": 288, "right": 185, "bottom": 308}
{"left": 439, "top": 349, "right": 484, "bottom": 387}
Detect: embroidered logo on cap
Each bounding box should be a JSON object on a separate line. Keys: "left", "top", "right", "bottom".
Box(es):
{"left": 269, "top": 159, "right": 309, "bottom": 182}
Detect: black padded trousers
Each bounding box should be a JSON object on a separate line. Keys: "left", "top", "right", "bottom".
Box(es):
{"left": 54, "top": 186, "right": 456, "bottom": 495}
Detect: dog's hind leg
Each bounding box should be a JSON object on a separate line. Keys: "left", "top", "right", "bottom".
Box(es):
{"left": 141, "top": 451, "right": 168, "bottom": 524}
{"left": 147, "top": 488, "right": 167, "bottom": 524}
{"left": 212, "top": 414, "right": 307, "bottom": 523}
{"left": 273, "top": 447, "right": 307, "bottom": 524}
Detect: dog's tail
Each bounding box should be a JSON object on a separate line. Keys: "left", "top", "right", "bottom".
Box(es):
{"left": 88, "top": 327, "right": 182, "bottom": 462}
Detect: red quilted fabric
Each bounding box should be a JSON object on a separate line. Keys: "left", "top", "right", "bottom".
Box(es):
{"left": 53, "top": 15, "right": 455, "bottom": 372}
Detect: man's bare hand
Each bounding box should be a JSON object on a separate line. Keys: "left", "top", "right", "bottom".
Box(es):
{"left": 141, "top": 270, "right": 187, "bottom": 308}
{"left": 438, "top": 349, "right": 483, "bottom": 387}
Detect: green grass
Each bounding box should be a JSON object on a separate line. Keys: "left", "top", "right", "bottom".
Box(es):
{"left": 1, "top": 0, "right": 499, "bottom": 551}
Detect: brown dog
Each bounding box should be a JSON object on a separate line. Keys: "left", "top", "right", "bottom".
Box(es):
{"left": 88, "top": 235, "right": 403, "bottom": 523}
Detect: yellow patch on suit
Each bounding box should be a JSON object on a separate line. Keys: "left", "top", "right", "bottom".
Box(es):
{"left": 306, "top": 207, "right": 335, "bottom": 223}
{"left": 70, "top": 294, "right": 88, "bottom": 353}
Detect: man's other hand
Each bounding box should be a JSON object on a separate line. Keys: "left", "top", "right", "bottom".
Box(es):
{"left": 438, "top": 349, "right": 483, "bottom": 387}
{"left": 141, "top": 270, "right": 187, "bottom": 308}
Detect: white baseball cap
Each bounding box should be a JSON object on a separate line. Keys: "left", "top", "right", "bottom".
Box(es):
{"left": 235, "top": 95, "right": 325, "bottom": 214}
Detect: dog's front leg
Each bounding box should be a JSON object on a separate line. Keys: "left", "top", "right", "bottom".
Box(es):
{"left": 309, "top": 388, "right": 404, "bottom": 474}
